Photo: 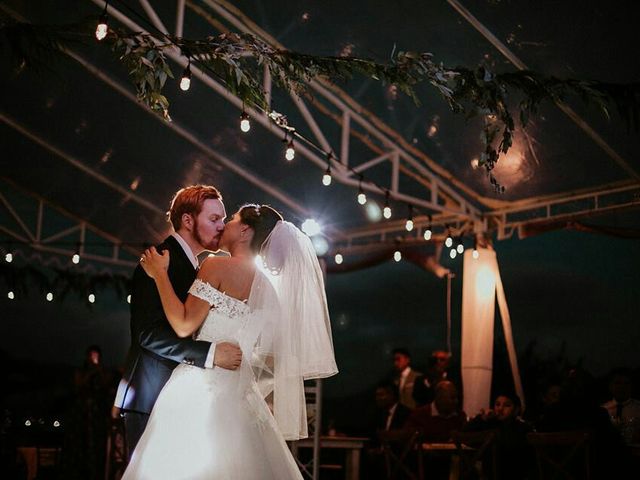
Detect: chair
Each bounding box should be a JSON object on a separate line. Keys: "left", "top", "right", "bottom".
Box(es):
{"left": 378, "top": 429, "right": 424, "bottom": 480}
{"left": 526, "top": 431, "right": 591, "bottom": 480}
{"left": 451, "top": 429, "right": 499, "bottom": 480}
{"left": 34, "top": 446, "right": 62, "bottom": 479}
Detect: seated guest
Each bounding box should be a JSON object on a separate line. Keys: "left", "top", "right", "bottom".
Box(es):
{"left": 412, "top": 350, "right": 452, "bottom": 407}
{"left": 601, "top": 367, "right": 640, "bottom": 444}
{"left": 536, "top": 367, "right": 631, "bottom": 478}
{"left": 362, "top": 382, "right": 414, "bottom": 480}
{"left": 465, "top": 391, "right": 533, "bottom": 480}
{"left": 374, "top": 382, "right": 413, "bottom": 434}
{"left": 392, "top": 348, "right": 422, "bottom": 409}
{"left": 406, "top": 380, "right": 466, "bottom": 442}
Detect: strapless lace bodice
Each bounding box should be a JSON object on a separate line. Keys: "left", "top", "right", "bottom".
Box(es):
{"left": 188, "top": 279, "right": 251, "bottom": 342}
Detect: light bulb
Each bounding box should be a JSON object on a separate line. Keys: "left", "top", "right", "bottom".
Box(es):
{"left": 383, "top": 206, "right": 392, "bottom": 219}
{"left": 240, "top": 113, "right": 251, "bottom": 132}
{"left": 301, "top": 219, "right": 322, "bottom": 237}
{"left": 72, "top": 253, "right": 80, "bottom": 264}
{"left": 445, "top": 236, "right": 453, "bottom": 248}
{"left": 127, "top": 294, "right": 131, "bottom": 304}
{"left": 457, "top": 243, "right": 464, "bottom": 254}
{"left": 88, "top": 293, "right": 95, "bottom": 304}
{"left": 5, "top": 252, "right": 12, "bottom": 263}
{"left": 423, "top": 229, "right": 432, "bottom": 241}
{"left": 179, "top": 74, "right": 191, "bottom": 91}
{"left": 334, "top": 253, "right": 343, "bottom": 265}
{"left": 285, "top": 141, "right": 295, "bottom": 161}
{"left": 472, "top": 249, "right": 479, "bottom": 259}
{"left": 8, "top": 291, "right": 15, "bottom": 300}
{"left": 53, "top": 420, "right": 60, "bottom": 427}
{"left": 394, "top": 250, "right": 402, "bottom": 262}
{"left": 449, "top": 249, "right": 457, "bottom": 259}
{"left": 46, "top": 292, "right": 53, "bottom": 302}
{"left": 357, "top": 192, "right": 367, "bottom": 205}
{"left": 322, "top": 173, "right": 332, "bottom": 186}
{"left": 95, "top": 21, "right": 108, "bottom": 41}
{"left": 405, "top": 219, "right": 414, "bottom": 232}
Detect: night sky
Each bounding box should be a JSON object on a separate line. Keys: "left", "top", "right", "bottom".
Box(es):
{"left": 1, "top": 0, "right": 639, "bottom": 416}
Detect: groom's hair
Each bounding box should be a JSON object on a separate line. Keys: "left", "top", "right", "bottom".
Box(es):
{"left": 238, "top": 204, "right": 283, "bottom": 253}
{"left": 168, "top": 185, "right": 222, "bottom": 231}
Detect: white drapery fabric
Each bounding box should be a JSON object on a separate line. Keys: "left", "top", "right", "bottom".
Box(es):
{"left": 461, "top": 247, "right": 524, "bottom": 417}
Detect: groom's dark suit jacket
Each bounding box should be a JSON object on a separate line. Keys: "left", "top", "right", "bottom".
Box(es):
{"left": 114, "top": 235, "right": 212, "bottom": 414}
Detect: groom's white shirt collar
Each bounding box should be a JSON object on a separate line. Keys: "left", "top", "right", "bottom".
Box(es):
{"left": 171, "top": 232, "right": 199, "bottom": 270}
{"left": 171, "top": 232, "right": 217, "bottom": 368}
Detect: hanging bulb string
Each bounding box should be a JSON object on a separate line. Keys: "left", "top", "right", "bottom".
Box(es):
{"left": 104, "top": 1, "right": 431, "bottom": 220}
{"left": 103, "top": 1, "right": 475, "bottom": 244}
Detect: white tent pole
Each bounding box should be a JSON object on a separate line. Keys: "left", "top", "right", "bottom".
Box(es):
{"left": 494, "top": 262, "right": 525, "bottom": 410}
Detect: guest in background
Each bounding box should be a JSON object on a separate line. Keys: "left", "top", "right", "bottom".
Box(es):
{"left": 465, "top": 391, "right": 533, "bottom": 480}
{"left": 413, "top": 350, "right": 452, "bottom": 407}
{"left": 362, "top": 382, "right": 414, "bottom": 480}
{"left": 529, "top": 378, "right": 562, "bottom": 426}
{"left": 406, "top": 380, "right": 466, "bottom": 442}
{"left": 406, "top": 381, "right": 465, "bottom": 480}
{"left": 392, "top": 348, "right": 421, "bottom": 409}
{"left": 602, "top": 368, "right": 640, "bottom": 444}
{"left": 60, "top": 345, "right": 112, "bottom": 480}
{"left": 373, "top": 382, "right": 412, "bottom": 434}
{"left": 536, "top": 366, "right": 630, "bottom": 478}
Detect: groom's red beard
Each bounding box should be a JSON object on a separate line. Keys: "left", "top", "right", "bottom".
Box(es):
{"left": 192, "top": 216, "right": 220, "bottom": 251}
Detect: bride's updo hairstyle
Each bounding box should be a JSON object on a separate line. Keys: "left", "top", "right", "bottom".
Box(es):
{"left": 238, "top": 204, "right": 283, "bottom": 254}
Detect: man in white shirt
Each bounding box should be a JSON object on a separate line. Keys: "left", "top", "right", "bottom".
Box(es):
{"left": 392, "top": 348, "right": 421, "bottom": 410}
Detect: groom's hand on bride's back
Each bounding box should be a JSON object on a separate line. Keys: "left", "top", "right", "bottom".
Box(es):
{"left": 214, "top": 342, "right": 242, "bottom": 370}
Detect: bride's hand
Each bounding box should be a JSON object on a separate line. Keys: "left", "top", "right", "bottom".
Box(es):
{"left": 140, "top": 246, "right": 170, "bottom": 279}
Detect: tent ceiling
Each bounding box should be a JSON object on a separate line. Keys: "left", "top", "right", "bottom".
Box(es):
{"left": 2, "top": 0, "right": 639, "bottom": 267}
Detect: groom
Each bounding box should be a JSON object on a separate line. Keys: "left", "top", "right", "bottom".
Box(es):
{"left": 114, "top": 185, "right": 242, "bottom": 458}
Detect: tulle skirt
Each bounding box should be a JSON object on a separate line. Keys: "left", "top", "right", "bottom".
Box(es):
{"left": 122, "top": 364, "right": 302, "bottom": 480}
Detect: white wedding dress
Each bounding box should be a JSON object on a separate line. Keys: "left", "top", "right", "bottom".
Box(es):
{"left": 122, "top": 279, "right": 303, "bottom": 480}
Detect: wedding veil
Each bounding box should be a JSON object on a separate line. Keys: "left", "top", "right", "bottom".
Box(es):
{"left": 246, "top": 220, "right": 338, "bottom": 440}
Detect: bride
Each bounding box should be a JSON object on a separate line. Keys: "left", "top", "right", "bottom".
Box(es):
{"left": 123, "top": 204, "right": 338, "bottom": 479}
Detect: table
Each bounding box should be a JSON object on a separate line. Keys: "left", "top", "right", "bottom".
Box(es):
{"left": 422, "top": 442, "right": 469, "bottom": 480}
{"left": 291, "top": 435, "right": 368, "bottom": 480}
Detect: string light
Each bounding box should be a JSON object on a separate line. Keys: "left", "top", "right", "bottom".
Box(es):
{"left": 383, "top": 191, "right": 392, "bottom": 219}
{"left": 8, "top": 291, "right": 15, "bottom": 300}
{"left": 456, "top": 237, "right": 464, "bottom": 254}
{"left": 444, "top": 228, "right": 453, "bottom": 248}
{"left": 285, "top": 140, "right": 295, "bottom": 161}
{"left": 357, "top": 177, "right": 367, "bottom": 205}
{"left": 240, "top": 110, "right": 251, "bottom": 133}
{"left": 301, "top": 219, "right": 322, "bottom": 236}
{"left": 393, "top": 250, "right": 402, "bottom": 262}
{"left": 405, "top": 205, "right": 414, "bottom": 232}
{"left": 423, "top": 215, "right": 432, "bottom": 241}
{"left": 127, "top": 294, "right": 131, "bottom": 304}
{"left": 46, "top": 292, "right": 54, "bottom": 302}
{"left": 472, "top": 236, "right": 480, "bottom": 259}
{"left": 449, "top": 249, "right": 457, "bottom": 259}
{"left": 88, "top": 293, "right": 96, "bottom": 304}
{"left": 322, "top": 153, "right": 333, "bottom": 186}
{"left": 95, "top": 1, "right": 109, "bottom": 41}
{"left": 179, "top": 58, "right": 192, "bottom": 91}
{"left": 4, "top": 251, "right": 12, "bottom": 263}
{"left": 334, "top": 252, "right": 343, "bottom": 264}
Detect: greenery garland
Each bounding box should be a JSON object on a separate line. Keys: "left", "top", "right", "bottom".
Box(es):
{"left": 2, "top": 13, "right": 639, "bottom": 192}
